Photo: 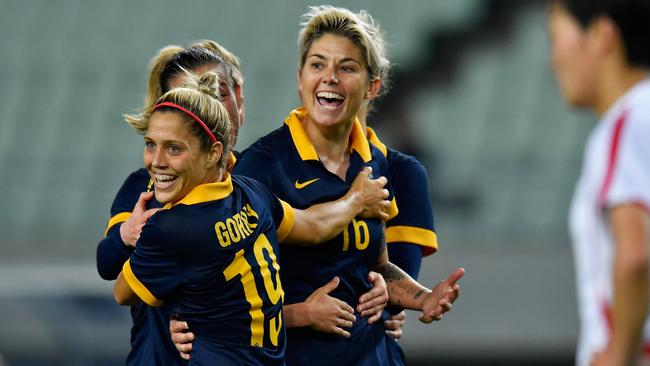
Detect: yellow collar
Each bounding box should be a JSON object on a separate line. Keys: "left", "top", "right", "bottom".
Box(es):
{"left": 228, "top": 152, "right": 237, "bottom": 166}
{"left": 365, "top": 127, "right": 388, "bottom": 157}
{"left": 226, "top": 151, "right": 237, "bottom": 172}
{"left": 284, "top": 108, "right": 372, "bottom": 163}
{"left": 162, "top": 173, "right": 234, "bottom": 209}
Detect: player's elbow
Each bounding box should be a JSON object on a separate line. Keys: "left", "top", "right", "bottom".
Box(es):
{"left": 113, "top": 288, "right": 129, "bottom": 305}
{"left": 113, "top": 275, "right": 138, "bottom": 306}
{"left": 113, "top": 288, "right": 140, "bottom": 306}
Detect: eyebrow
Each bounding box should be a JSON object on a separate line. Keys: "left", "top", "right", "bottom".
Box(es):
{"left": 307, "top": 53, "right": 361, "bottom": 65}
{"left": 144, "top": 136, "right": 188, "bottom": 146}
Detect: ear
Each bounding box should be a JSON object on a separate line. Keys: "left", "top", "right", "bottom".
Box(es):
{"left": 206, "top": 141, "right": 224, "bottom": 168}
{"left": 297, "top": 67, "right": 304, "bottom": 94}
{"left": 234, "top": 83, "right": 244, "bottom": 109}
{"left": 234, "top": 83, "right": 245, "bottom": 125}
{"left": 365, "top": 78, "right": 381, "bottom": 100}
{"left": 588, "top": 16, "right": 618, "bottom": 57}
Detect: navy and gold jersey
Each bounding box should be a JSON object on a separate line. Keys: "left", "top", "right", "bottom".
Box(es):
{"left": 123, "top": 174, "right": 293, "bottom": 366}
{"left": 233, "top": 108, "right": 398, "bottom": 365}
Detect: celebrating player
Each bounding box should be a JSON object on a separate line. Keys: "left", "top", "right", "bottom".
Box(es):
{"left": 548, "top": 1, "right": 650, "bottom": 365}
{"left": 230, "top": 6, "right": 463, "bottom": 365}
{"left": 97, "top": 44, "right": 243, "bottom": 366}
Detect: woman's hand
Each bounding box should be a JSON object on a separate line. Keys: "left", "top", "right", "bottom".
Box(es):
{"left": 357, "top": 271, "right": 388, "bottom": 324}
{"left": 304, "top": 277, "right": 356, "bottom": 337}
{"left": 169, "top": 319, "right": 194, "bottom": 361}
{"left": 419, "top": 268, "right": 464, "bottom": 323}
{"left": 349, "top": 167, "right": 391, "bottom": 221}
{"left": 119, "top": 191, "right": 159, "bottom": 246}
{"left": 384, "top": 311, "right": 406, "bottom": 339}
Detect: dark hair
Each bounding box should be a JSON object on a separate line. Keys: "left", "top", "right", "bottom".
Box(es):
{"left": 556, "top": 0, "right": 650, "bottom": 67}
{"left": 159, "top": 47, "right": 233, "bottom": 93}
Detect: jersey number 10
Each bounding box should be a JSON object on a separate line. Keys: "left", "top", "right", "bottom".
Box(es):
{"left": 223, "top": 233, "right": 284, "bottom": 348}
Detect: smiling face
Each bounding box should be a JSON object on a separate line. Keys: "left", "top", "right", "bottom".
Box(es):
{"left": 143, "top": 111, "right": 216, "bottom": 204}
{"left": 298, "top": 33, "right": 377, "bottom": 130}
{"left": 548, "top": 3, "right": 599, "bottom": 108}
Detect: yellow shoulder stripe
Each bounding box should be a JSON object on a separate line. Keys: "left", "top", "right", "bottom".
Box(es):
{"left": 276, "top": 200, "right": 295, "bottom": 243}
{"left": 104, "top": 212, "right": 131, "bottom": 237}
{"left": 386, "top": 225, "right": 438, "bottom": 253}
{"left": 122, "top": 259, "right": 163, "bottom": 307}
{"left": 387, "top": 198, "right": 399, "bottom": 220}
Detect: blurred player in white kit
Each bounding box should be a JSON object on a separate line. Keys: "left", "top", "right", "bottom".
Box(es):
{"left": 548, "top": 0, "right": 650, "bottom": 365}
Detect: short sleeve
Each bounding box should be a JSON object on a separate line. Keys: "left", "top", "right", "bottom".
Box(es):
{"left": 605, "top": 114, "right": 650, "bottom": 211}
{"left": 123, "top": 220, "right": 182, "bottom": 307}
{"left": 385, "top": 153, "right": 438, "bottom": 256}
{"left": 276, "top": 200, "right": 295, "bottom": 242}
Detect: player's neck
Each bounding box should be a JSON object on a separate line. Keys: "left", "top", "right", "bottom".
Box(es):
{"left": 593, "top": 64, "right": 649, "bottom": 117}
{"left": 302, "top": 117, "right": 353, "bottom": 179}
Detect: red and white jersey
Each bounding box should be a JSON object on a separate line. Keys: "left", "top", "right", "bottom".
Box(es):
{"left": 570, "top": 78, "right": 650, "bottom": 366}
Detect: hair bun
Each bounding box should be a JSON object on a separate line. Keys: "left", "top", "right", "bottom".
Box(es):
{"left": 197, "top": 72, "right": 219, "bottom": 97}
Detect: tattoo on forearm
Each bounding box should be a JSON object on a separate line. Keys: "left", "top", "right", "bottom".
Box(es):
{"left": 378, "top": 263, "right": 428, "bottom": 308}
{"left": 377, "top": 263, "right": 406, "bottom": 283}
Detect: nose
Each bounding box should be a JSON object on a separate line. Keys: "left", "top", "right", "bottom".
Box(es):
{"left": 323, "top": 69, "right": 339, "bottom": 85}
{"left": 151, "top": 147, "right": 168, "bottom": 168}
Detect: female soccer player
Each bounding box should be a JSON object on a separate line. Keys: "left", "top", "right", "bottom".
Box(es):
{"left": 230, "top": 6, "right": 464, "bottom": 365}
{"left": 113, "top": 70, "right": 390, "bottom": 364}
{"left": 98, "top": 43, "right": 390, "bottom": 365}
{"left": 548, "top": 1, "right": 650, "bottom": 365}
{"left": 97, "top": 44, "right": 245, "bottom": 366}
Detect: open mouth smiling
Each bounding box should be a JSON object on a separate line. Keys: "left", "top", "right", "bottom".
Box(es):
{"left": 154, "top": 173, "right": 178, "bottom": 190}
{"left": 316, "top": 91, "right": 344, "bottom": 110}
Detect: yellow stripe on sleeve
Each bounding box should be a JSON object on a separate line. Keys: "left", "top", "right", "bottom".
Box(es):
{"left": 386, "top": 226, "right": 438, "bottom": 254}
{"left": 276, "top": 200, "right": 295, "bottom": 243}
{"left": 387, "top": 197, "right": 399, "bottom": 220}
{"left": 122, "top": 259, "right": 163, "bottom": 307}
{"left": 104, "top": 212, "right": 131, "bottom": 237}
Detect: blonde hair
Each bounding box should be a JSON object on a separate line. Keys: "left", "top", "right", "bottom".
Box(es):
{"left": 298, "top": 5, "right": 390, "bottom": 97}
{"left": 143, "top": 45, "right": 184, "bottom": 112}
{"left": 126, "top": 71, "right": 232, "bottom": 171}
